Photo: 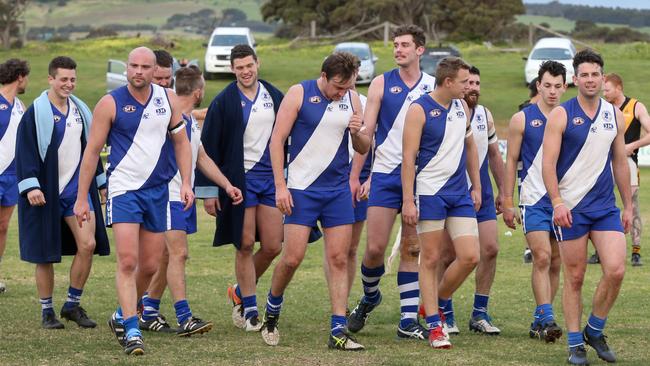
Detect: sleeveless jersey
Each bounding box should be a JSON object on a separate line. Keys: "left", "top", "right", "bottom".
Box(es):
{"left": 621, "top": 96, "right": 640, "bottom": 164}
{"left": 0, "top": 94, "right": 24, "bottom": 176}
{"left": 107, "top": 84, "right": 175, "bottom": 199}
{"left": 518, "top": 103, "right": 551, "bottom": 207}
{"left": 466, "top": 105, "right": 494, "bottom": 203}
{"left": 241, "top": 82, "right": 275, "bottom": 178}
{"left": 287, "top": 79, "right": 353, "bottom": 191}
{"left": 373, "top": 69, "right": 436, "bottom": 175}
{"left": 168, "top": 113, "right": 201, "bottom": 202}
{"left": 52, "top": 99, "right": 83, "bottom": 199}
{"left": 348, "top": 94, "right": 371, "bottom": 180}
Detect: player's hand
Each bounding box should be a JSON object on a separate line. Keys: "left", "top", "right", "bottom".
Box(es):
{"left": 471, "top": 188, "right": 482, "bottom": 212}
{"left": 349, "top": 177, "right": 361, "bottom": 208}
{"left": 204, "top": 198, "right": 218, "bottom": 217}
{"left": 622, "top": 206, "right": 633, "bottom": 234}
{"left": 99, "top": 188, "right": 107, "bottom": 205}
{"left": 624, "top": 143, "right": 634, "bottom": 157}
{"left": 495, "top": 193, "right": 504, "bottom": 215}
{"left": 27, "top": 189, "right": 46, "bottom": 207}
{"left": 73, "top": 197, "right": 90, "bottom": 228}
{"left": 227, "top": 185, "right": 243, "bottom": 205}
{"left": 348, "top": 111, "right": 363, "bottom": 136}
{"left": 502, "top": 207, "right": 521, "bottom": 230}
{"left": 402, "top": 200, "right": 418, "bottom": 227}
{"left": 276, "top": 185, "right": 293, "bottom": 216}
{"left": 358, "top": 178, "right": 371, "bottom": 201}
{"left": 180, "top": 183, "right": 195, "bottom": 211}
{"left": 553, "top": 203, "right": 572, "bottom": 228}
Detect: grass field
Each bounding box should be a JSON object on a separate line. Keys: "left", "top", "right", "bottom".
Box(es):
{"left": 516, "top": 14, "right": 650, "bottom": 35}
{"left": 2, "top": 36, "right": 650, "bottom": 365}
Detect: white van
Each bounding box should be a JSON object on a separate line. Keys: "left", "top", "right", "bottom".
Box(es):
{"left": 523, "top": 37, "right": 576, "bottom": 85}
{"left": 204, "top": 27, "right": 255, "bottom": 78}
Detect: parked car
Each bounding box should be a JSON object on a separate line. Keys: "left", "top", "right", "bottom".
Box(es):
{"left": 106, "top": 58, "right": 198, "bottom": 92}
{"left": 333, "top": 42, "right": 377, "bottom": 84}
{"left": 523, "top": 37, "right": 576, "bottom": 85}
{"left": 203, "top": 27, "right": 256, "bottom": 79}
{"left": 420, "top": 45, "right": 461, "bottom": 76}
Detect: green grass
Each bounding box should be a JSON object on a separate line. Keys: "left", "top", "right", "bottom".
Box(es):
{"left": 517, "top": 14, "right": 650, "bottom": 35}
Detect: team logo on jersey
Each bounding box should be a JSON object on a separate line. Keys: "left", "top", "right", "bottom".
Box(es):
{"left": 153, "top": 97, "right": 164, "bottom": 108}
{"left": 591, "top": 126, "right": 597, "bottom": 133}
{"left": 406, "top": 95, "right": 413, "bottom": 102}
{"left": 572, "top": 117, "right": 584, "bottom": 125}
{"left": 72, "top": 107, "right": 79, "bottom": 116}
{"left": 339, "top": 104, "right": 349, "bottom": 111}
{"left": 327, "top": 105, "right": 334, "bottom": 112}
{"left": 241, "top": 100, "right": 246, "bottom": 107}
{"left": 456, "top": 111, "right": 465, "bottom": 118}
{"left": 421, "top": 84, "right": 430, "bottom": 92}
{"left": 390, "top": 86, "right": 402, "bottom": 94}
{"left": 447, "top": 115, "right": 453, "bottom": 122}
{"left": 604, "top": 122, "right": 615, "bottom": 130}
{"left": 263, "top": 102, "right": 273, "bottom": 109}
{"left": 602, "top": 110, "right": 612, "bottom": 122}
{"left": 123, "top": 105, "right": 136, "bottom": 113}
{"left": 530, "top": 119, "right": 543, "bottom": 128}
{"left": 262, "top": 92, "right": 270, "bottom": 101}
{"left": 0, "top": 104, "right": 7, "bottom": 111}
{"left": 476, "top": 124, "right": 486, "bottom": 131}
{"left": 53, "top": 115, "right": 61, "bottom": 122}
{"left": 310, "top": 96, "right": 321, "bottom": 104}
{"left": 430, "top": 109, "right": 442, "bottom": 118}
{"left": 252, "top": 106, "right": 258, "bottom": 113}
{"left": 454, "top": 100, "right": 460, "bottom": 108}
{"left": 143, "top": 112, "right": 150, "bottom": 119}
{"left": 156, "top": 108, "right": 167, "bottom": 115}
{"left": 476, "top": 114, "right": 483, "bottom": 122}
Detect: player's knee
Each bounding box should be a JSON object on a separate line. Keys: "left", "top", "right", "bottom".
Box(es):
{"left": 419, "top": 248, "right": 440, "bottom": 268}
{"left": 347, "top": 246, "right": 358, "bottom": 262}
{"left": 260, "top": 242, "right": 282, "bottom": 259}
{"left": 365, "top": 243, "right": 386, "bottom": 263}
{"left": 77, "top": 237, "right": 96, "bottom": 255}
{"left": 238, "top": 241, "right": 255, "bottom": 256}
{"left": 604, "top": 264, "right": 625, "bottom": 284}
{"left": 565, "top": 271, "right": 585, "bottom": 289}
{"left": 481, "top": 241, "right": 499, "bottom": 261}
{"left": 532, "top": 251, "right": 551, "bottom": 269}
{"left": 400, "top": 236, "right": 420, "bottom": 259}
{"left": 117, "top": 255, "right": 138, "bottom": 275}
{"left": 241, "top": 232, "right": 256, "bottom": 250}
{"left": 169, "top": 245, "right": 188, "bottom": 263}
{"left": 327, "top": 250, "right": 347, "bottom": 270}
{"left": 459, "top": 250, "right": 479, "bottom": 269}
{"left": 0, "top": 220, "right": 9, "bottom": 235}
{"left": 282, "top": 252, "right": 305, "bottom": 271}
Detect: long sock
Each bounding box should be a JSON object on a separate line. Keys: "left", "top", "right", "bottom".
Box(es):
{"left": 441, "top": 298, "right": 454, "bottom": 324}
{"left": 397, "top": 271, "right": 419, "bottom": 328}
{"left": 115, "top": 306, "right": 123, "bottom": 321}
{"left": 361, "top": 264, "right": 384, "bottom": 304}
{"left": 331, "top": 314, "right": 347, "bottom": 337}
{"left": 585, "top": 313, "right": 606, "bottom": 338}
{"left": 139, "top": 293, "right": 146, "bottom": 310}
{"left": 568, "top": 331, "right": 584, "bottom": 349}
{"left": 534, "top": 303, "right": 554, "bottom": 326}
{"left": 40, "top": 297, "right": 54, "bottom": 317}
{"left": 265, "top": 291, "right": 283, "bottom": 316}
{"left": 123, "top": 315, "right": 141, "bottom": 340}
{"left": 472, "top": 293, "right": 490, "bottom": 318}
{"left": 425, "top": 313, "right": 441, "bottom": 329}
{"left": 174, "top": 299, "right": 192, "bottom": 325}
{"left": 242, "top": 295, "right": 258, "bottom": 320}
{"left": 63, "top": 286, "right": 83, "bottom": 309}
{"left": 235, "top": 285, "right": 242, "bottom": 300}
{"left": 141, "top": 297, "right": 161, "bottom": 321}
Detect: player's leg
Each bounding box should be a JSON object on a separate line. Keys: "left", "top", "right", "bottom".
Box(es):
{"left": 141, "top": 246, "right": 169, "bottom": 329}
{"left": 471, "top": 219, "right": 499, "bottom": 331}
{"left": 396, "top": 222, "right": 429, "bottom": 339}
{"left": 36, "top": 262, "right": 62, "bottom": 329}
{"left": 233, "top": 206, "right": 260, "bottom": 330}
{"left": 630, "top": 185, "right": 642, "bottom": 265}
{"left": 252, "top": 192, "right": 284, "bottom": 279}
{"left": 0, "top": 204, "right": 16, "bottom": 293}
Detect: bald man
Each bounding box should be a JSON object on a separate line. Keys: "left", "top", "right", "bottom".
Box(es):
{"left": 74, "top": 47, "right": 193, "bottom": 355}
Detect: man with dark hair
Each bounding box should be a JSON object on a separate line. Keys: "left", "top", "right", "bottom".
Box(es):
{"left": 348, "top": 24, "right": 436, "bottom": 340}
{"left": 74, "top": 47, "right": 193, "bottom": 355}
{"left": 196, "top": 44, "right": 284, "bottom": 333}
{"left": 0, "top": 58, "right": 29, "bottom": 294}
{"left": 519, "top": 78, "right": 540, "bottom": 111}
{"left": 402, "top": 56, "right": 481, "bottom": 349}
{"left": 16, "top": 56, "right": 109, "bottom": 330}
{"left": 259, "top": 51, "right": 369, "bottom": 350}
{"left": 542, "top": 49, "right": 631, "bottom": 365}
{"left": 437, "top": 64, "right": 505, "bottom": 336}
{"left": 153, "top": 49, "right": 174, "bottom": 88}
{"left": 504, "top": 60, "right": 567, "bottom": 343}
{"left": 595, "top": 73, "right": 650, "bottom": 266}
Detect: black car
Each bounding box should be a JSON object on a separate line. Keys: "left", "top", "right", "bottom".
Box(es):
{"left": 420, "top": 46, "right": 461, "bottom": 76}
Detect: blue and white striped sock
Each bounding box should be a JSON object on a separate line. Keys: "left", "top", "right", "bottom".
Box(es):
{"left": 331, "top": 314, "right": 347, "bottom": 337}
{"left": 472, "top": 293, "right": 489, "bottom": 318}
{"left": 425, "top": 313, "right": 441, "bottom": 329}
{"left": 397, "top": 271, "right": 419, "bottom": 328}
{"left": 265, "top": 291, "right": 283, "bottom": 316}
{"left": 174, "top": 299, "right": 192, "bottom": 325}
{"left": 124, "top": 315, "right": 142, "bottom": 340}
{"left": 586, "top": 313, "right": 606, "bottom": 338}
{"left": 242, "top": 295, "right": 258, "bottom": 320}
{"left": 40, "top": 297, "right": 54, "bottom": 316}
{"left": 361, "top": 264, "right": 384, "bottom": 304}
{"left": 141, "top": 297, "right": 161, "bottom": 321}
{"left": 63, "top": 286, "right": 83, "bottom": 309}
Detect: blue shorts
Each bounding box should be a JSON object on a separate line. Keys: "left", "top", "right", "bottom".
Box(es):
{"left": 368, "top": 172, "right": 402, "bottom": 209}
{"left": 106, "top": 183, "right": 168, "bottom": 233}
{"left": 59, "top": 194, "right": 94, "bottom": 218}
{"left": 0, "top": 174, "right": 18, "bottom": 206}
{"left": 476, "top": 196, "right": 497, "bottom": 223}
{"left": 353, "top": 199, "right": 368, "bottom": 223}
{"left": 285, "top": 188, "right": 354, "bottom": 228}
{"left": 553, "top": 207, "right": 623, "bottom": 242}
{"left": 245, "top": 177, "right": 276, "bottom": 208}
{"left": 521, "top": 205, "right": 553, "bottom": 234}
{"left": 417, "top": 194, "right": 476, "bottom": 221}
{"left": 167, "top": 201, "right": 197, "bottom": 234}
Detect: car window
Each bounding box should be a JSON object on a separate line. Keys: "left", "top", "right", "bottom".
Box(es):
{"left": 109, "top": 61, "right": 126, "bottom": 74}
{"left": 335, "top": 46, "right": 371, "bottom": 60}
{"left": 530, "top": 47, "right": 573, "bottom": 60}
{"left": 211, "top": 34, "right": 249, "bottom": 47}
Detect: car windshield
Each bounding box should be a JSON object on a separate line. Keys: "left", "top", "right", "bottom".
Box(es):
{"left": 335, "top": 46, "right": 371, "bottom": 60}
{"left": 530, "top": 47, "right": 573, "bottom": 60}
{"left": 420, "top": 54, "right": 445, "bottom": 75}
{"left": 211, "top": 34, "right": 249, "bottom": 47}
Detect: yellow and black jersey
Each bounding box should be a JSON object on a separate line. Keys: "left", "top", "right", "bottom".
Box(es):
{"left": 622, "top": 96, "right": 641, "bottom": 164}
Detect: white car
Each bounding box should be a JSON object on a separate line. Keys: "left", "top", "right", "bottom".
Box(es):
{"left": 106, "top": 58, "right": 199, "bottom": 92}
{"left": 523, "top": 37, "right": 576, "bottom": 85}
{"left": 333, "top": 42, "right": 378, "bottom": 84}
{"left": 204, "top": 27, "right": 256, "bottom": 78}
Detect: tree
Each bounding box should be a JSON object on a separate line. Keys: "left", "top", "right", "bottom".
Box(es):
{"left": 431, "top": 0, "right": 524, "bottom": 41}
{"left": 0, "top": 0, "right": 28, "bottom": 49}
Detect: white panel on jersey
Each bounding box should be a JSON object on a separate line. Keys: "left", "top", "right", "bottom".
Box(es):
{"left": 57, "top": 101, "right": 83, "bottom": 194}
{"left": 0, "top": 98, "right": 24, "bottom": 174}
{"left": 519, "top": 147, "right": 547, "bottom": 206}
{"left": 348, "top": 94, "right": 367, "bottom": 162}
{"left": 243, "top": 84, "right": 275, "bottom": 172}
{"left": 466, "top": 106, "right": 488, "bottom": 186}
{"left": 169, "top": 115, "right": 201, "bottom": 202}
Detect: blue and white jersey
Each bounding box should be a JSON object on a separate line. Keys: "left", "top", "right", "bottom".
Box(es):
{"left": 0, "top": 94, "right": 24, "bottom": 176}
{"left": 287, "top": 79, "right": 353, "bottom": 191}
{"left": 106, "top": 84, "right": 175, "bottom": 199}
{"left": 557, "top": 97, "right": 618, "bottom": 211}
{"left": 373, "top": 69, "right": 436, "bottom": 175}
{"left": 348, "top": 94, "right": 371, "bottom": 180}
{"left": 519, "top": 103, "right": 551, "bottom": 207}
{"left": 466, "top": 105, "right": 494, "bottom": 202}
{"left": 52, "top": 99, "right": 83, "bottom": 199}
{"left": 168, "top": 113, "right": 201, "bottom": 202}
{"left": 415, "top": 96, "right": 469, "bottom": 196}
{"left": 241, "top": 82, "right": 275, "bottom": 178}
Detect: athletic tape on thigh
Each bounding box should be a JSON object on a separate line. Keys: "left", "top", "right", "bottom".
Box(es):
{"left": 416, "top": 219, "right": 445, "bottom": 234}
{"left": 446, "top": 216, "right": 478, "bottom": 239}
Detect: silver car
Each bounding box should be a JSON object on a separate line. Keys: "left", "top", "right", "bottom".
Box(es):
{"left": 106, "top": 58, "right": 199, "bottom": 92}
{"left": 334, "top": 42, "right": 378, "bottom": 84}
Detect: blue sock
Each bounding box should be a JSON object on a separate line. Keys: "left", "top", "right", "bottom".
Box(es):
{"left": 235, "top": 285, "right": 242, "bottom": 300}
{"left": 242, "top": 295, "right": 258, "bottom": 320}
{"left": 586, "top": 313, "right": 606, "bottom": 338}
{"left": 472, "top": 293, "right": 490, "bottom": 318}
{"left": 568, "top": 331, "right": 584, "bottom": 349}
{"left": 265, "top": 291, "right": 283, "bottom": 316}
{"left": 534, "top": 303, "right": 554, "bottom": 326}
{"left": 115, "top": 306, "right": 123, "bottom": 323}
{"left": 141, "top": 296, "right": 161, "bottom": 321}
{"left": 397, "top": 271, "right": 419, "bottom": 328}
{"left": 174, "top": 299, "right": 192, "bottom": 325}
{"left": 138, "top": 293, "right": 145, "bottom": 311}
{"left": 63, "top": 286, "right": 83, "bottom": 309}
{"left": 441, "top": 298, "right": 454, "bottom": 324}
{"left": 361, "top": 264, "right": 384, "bottom": 304}
{"left": 331, "top": 315, "right": 347, "bottom": 337}
{"left": 425, "top": 314, "right": 441, "bottom": 329}
{"left": 123, "top": 315, "right": 141, "bottom": 340}
{"left": 40, "top": 297, "right": 54, "bottom": 317}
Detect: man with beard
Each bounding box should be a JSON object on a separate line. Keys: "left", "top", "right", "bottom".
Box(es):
{"left": 436, "top": 65, "right": 505, "bottom": 335}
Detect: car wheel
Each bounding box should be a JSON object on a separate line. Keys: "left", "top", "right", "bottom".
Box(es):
{"left": 204, "top": 70, "right": 214, "bottom": 80}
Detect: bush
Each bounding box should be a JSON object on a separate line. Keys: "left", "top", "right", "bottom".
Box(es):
{"left": 86, "top": 27, "right": 118, "bottom": 39}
